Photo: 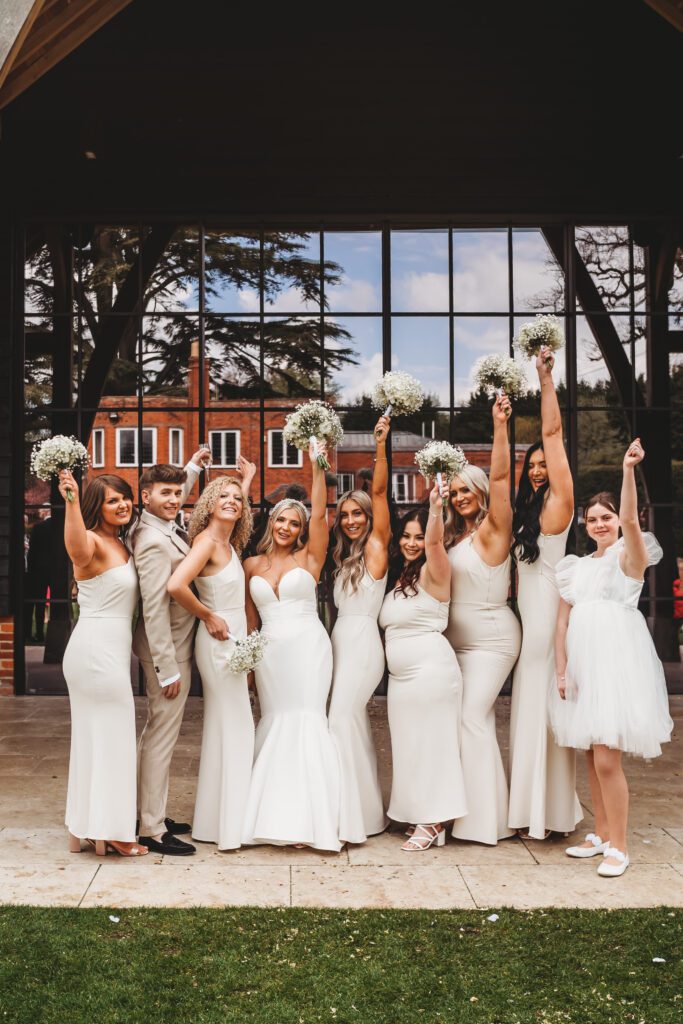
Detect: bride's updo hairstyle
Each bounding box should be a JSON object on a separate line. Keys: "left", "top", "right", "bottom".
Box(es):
{"left": 444, "top": 464, "right": 490, "bottom": 550}
{"left": 331, "top": 489, "right": 373, "bottom": 594}
{"left": 388, "top": 506, "right": 429, "bottom": 598}
{"left": 81, "top": 474, "right": 138, "bottom": 538}
{"left": 187, "top": 476, "right": 253, "bottom": 554}
{"left": 256, "top": 498, "right": 309, "bottom": 557}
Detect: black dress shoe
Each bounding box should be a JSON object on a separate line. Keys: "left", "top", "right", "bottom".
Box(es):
{"left": 138, "top": 832, "right": 196, "bottom": 856}
{"left": 165, "top": 817, "right": 192, "bottom": 836}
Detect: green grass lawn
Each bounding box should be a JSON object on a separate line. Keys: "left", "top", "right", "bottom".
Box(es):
{"left": 0, "top": 907, "right": 680, "bottom": 1023}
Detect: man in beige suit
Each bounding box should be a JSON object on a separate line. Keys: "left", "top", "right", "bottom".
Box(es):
{"left": 132, "top": 450, "right": 208, "bottom": 855}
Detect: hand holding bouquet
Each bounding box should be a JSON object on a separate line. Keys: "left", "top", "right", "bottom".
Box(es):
{"left": 415, "top": 440, "right": 467, "bottom": 491}
{"left": 283, "top": 400, "right": 343, "bottom": 471}
{"left": 472, "top": 354, "right": 527, "bottom": 414}
{"left": 516, "top": 315, "right": 564, "bottom": 364}
{"left": 372, "top": 371, "right": 425, "bottom": 417}
{"left": 227, "top": 630, "right": 268, "bottom": 674}
{"left": 31, "top": 435, "right": 90, "bottom": 502}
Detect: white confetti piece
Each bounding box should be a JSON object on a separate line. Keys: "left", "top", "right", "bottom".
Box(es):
{"left": 109, "top": 915, "right": 120, "bottom": 923}
{"left": 652, "top": 957, "right": 666, "bottom": 963}
{"left": 486, "top": 914, "right": 499, "bottom": 922}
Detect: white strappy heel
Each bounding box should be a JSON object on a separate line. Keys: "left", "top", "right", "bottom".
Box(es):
{"left": 401, "top": 824, "right": 446, "bottom": 852}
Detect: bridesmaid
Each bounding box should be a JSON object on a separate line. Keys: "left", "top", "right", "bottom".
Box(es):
{"left": 329, "top": 415, "right": 391, "bottom": 844}
{"left": 508, "top": 344, "right": 582, "bottom": 840}
{"left": 58, "top": 469, "right": 148, "bottom": 857}
{"left": 167, "top": 473, "right": 255, "bottom": 851}
{"left": 379, "top": 482, "right": 467, "bottom": 851}
{"left": 444, "top": 393, "right": 521, "bottom": 846}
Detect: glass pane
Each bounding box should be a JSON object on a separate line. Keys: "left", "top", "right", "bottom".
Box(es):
{"left": 391, "top": 230, "right": 449, "bottom": 312}
{"left": 205, "top": 231, "right": 261, "bottom": 313}
{"left": 142, "top": 316, "right": 197, "bottom": 398}
{"left": 575, "top": 226, "right": 632, "bottom": 312}
{"left": 263, "top": 231, "right": 321, "bottom": 313}
{"left": 575, "top": 409, "right": 632, "bottom": 549}
{"left": 454, "top": 315, "right": 509, "bottom": 406}
{"left": 324, "top": 316, "right": 382, "bottom": 404}
{"left": 75, "top": 226, "right": 141, "bottom": 315}
{"left": 26, "top": 317, "right": 78, "bottom": 408}
{"left": 78, "top": 316, "right": 139, "bottom": 398}
{"left": 512, "top": 229, "right": 564, "bottom": 312}
{"left": 576, "top": 314, "right": 630, "bottom": 405}
{"left": 453, "top": 229, "right": 508, "bottom": 313}
{"left": 205, "top": 316, "right": 261, "bottom": 401}
{"left": 670, "top": 249, "right": 683, "bottom": 329}
{"left": 118, "top": 428, "right": 137, "bottom": 465}
{"left": 143, "top": 225, "right": 199, "bottom": 313}
{"left": 263, "top": 317, "right": 321, "bottom": 397}
{"left": 392, "top": 316, "right": 450, "bottom": 406}
{"left": 24, "top": 231, "right": 55, "bottom": 317}
{"left": 323, "top": 232, "right": 381, "bottom": 312}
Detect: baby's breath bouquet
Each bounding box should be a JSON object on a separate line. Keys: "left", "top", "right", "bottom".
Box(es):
{"left": 415, "top": 440, "right": 467, "bottom": 490}
{"left": 282, "top": 400, "right": 343, "bottom": 471}
{"left": 515, "top": 314, "right": 565, "bottom": 363}
{"left": 372, "top": 371, "right": 425, "bottom": 417}
{"left": 472, "top": 354, "right": 527, "bottom": 410}
{"left": 227, "top": 630, "right": 268, "bottom": 674}
{"left": 30, "top": 435, "right": 90, "bottom": 502}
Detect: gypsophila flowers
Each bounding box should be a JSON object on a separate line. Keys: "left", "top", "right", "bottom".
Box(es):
{"left": 515, "top": 315, "right": 565, "bottom": 361}
{"left": 282, "top": 400, "right": 344, "bottom": 471}
{"left": 227, "top": 630, "right": 268, "bottom": 674}
{"left": 415, "top": 440, "right": 468, "bottom": 484}
{"left": 30, "top": 435, "right": 90, "bottom": 502}
{"left": 472, "top": 354, "right": 528, "bottom": 400}
{"left": 371, "top": 371, "right": 425, "bottom": 416}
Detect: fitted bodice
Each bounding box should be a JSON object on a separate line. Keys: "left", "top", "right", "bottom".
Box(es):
{"left": 195, "top": 548, "right": 245, "bottom": 614}
{"left": 74, "top": 559, "right": 138, "bottom": 620}
{"left": 250, "top": 566, "right": 319, "bottom": 625}
{"left": 334, "top": 567, "right": 387, "bottom": 620}
{"left": 556, "top": 533, "right": 662, "bottom": 611}
{"left": 515, "top": 523, "right": 571, "bottom": 587}
{"left": 448, "top": 537, "right": 512, "bottom": 608}
{"left": 379, "top": 584, "right": 449, "bottom": 640}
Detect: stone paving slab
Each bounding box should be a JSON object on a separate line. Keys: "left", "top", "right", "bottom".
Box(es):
{"left": 290, "top": 865, "right": 476, "bottom": 909}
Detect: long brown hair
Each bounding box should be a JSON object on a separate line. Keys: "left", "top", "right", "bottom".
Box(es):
{"left": 584, "top": 491, "right": 619, "bottom": 516}
{"left": 331, "top": 489, "right": 373, "bottom": 594}
{"left": 388, "top": 506, "right": 429, "bottom": 598}
{"left": 80, "top": 474, "right": 138, "bottom": 538}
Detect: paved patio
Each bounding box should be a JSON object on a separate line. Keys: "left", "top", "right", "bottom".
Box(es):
{"left": 0, "top": 695, "right": 681, "bottom": 910}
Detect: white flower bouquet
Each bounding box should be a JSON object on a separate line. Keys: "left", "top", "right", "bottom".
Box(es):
{"left": 472, "top": 354, "right": 528, "bottom": 409}
{"left": 283, "top": 400, "right": 344, "bottom": 471}
{"left": 515, "top": 314, "right": 565, "bottom": 363}
{"left": 227, "top": 630, "right": 268, "bottom": 674}
{"left": 30, "top": 434, "right": 90, "bottom": 502}
{"left": 371, "top": 371, "right": 425, "bottom": 417}
{"left": 415, "top": 440, "right": 468, "bottom": 490}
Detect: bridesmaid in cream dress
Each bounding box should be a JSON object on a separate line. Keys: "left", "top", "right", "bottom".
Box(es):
{"left": 58, "top": 468, "right": 147, "bottom": 858}
{"left": 329, "top": 415, "right": 391, "bottom": 844}
{"left": 167, "top": 470, "right": 255, "bottom": 851}
{"left": 379, "top": 481, "right": 467, "bottom": 851}
{"left": 508, "top": 345, "right": 582, "bottom": 840}
{"left": 445, "top": 393, "right": 521, "bottom": 846}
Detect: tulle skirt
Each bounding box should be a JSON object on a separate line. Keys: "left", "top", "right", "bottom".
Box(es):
{"left": 548, "top": 601, "right": 673, "bottom": 758}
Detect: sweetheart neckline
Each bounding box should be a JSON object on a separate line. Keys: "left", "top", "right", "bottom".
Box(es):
{"left": 250, "top": 565, "right": 316, "bottom": 601}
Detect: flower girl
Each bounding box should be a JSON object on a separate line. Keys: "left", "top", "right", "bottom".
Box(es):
{"left": 550, "top": 439, "right": 673, "bottom": 877}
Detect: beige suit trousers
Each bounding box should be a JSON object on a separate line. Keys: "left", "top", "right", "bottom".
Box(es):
{"left": 137, "top": 658, "right": 193, "bottom": 836}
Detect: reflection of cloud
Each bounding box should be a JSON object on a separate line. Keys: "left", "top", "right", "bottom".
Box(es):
{"left": 394, "top": 272, "right": 448, "bottom": 311}
{"left": 328, "top": 278, "right": 379, "bottom": 312}
{"left": 335, "top": 351, "right": 384, "bottom": 401}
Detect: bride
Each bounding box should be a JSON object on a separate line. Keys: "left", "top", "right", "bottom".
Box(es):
{"left": 241, "top": 442, "right": 341, "bottom": 852}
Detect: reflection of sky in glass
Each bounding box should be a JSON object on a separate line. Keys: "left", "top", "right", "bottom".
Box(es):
{"left": 324, "top": 233, "right": 381, "bottom": 312}
{"left": 392, "top": 316, "right": 449, "bottom": 404}
{"left": 576, "top": 315, "right": 629, "bottom": 397}
{"left": 145, "top": 228, "right": 199, "bottom": 313}
{"left": 324, "top": 316, "right": 382, "bottom": 403}
{"left": 512, "top": 230, "right": 564, "bottom": 312}
{"left": 575, "top": 227, "right": 632, "bottom": 311}
{"left": 205, "top": 234, "right": 260, "bottom": 313}
{"left": 264, "top": 233, "right": 320, "bottom": 313}
{"left": 141, "top": 316, "right": 196, "bottom": 395}
{"left": 454, "top": 316, "right": 509, "bottom": 404}
{"left": 512, "top": 315, "right": 567, "bottom": 393}
{"left": 453, "top": 230, "right": 508, "bottom": 312}
{"left": 391, "top": 231, "right": 449, "bottom": 312}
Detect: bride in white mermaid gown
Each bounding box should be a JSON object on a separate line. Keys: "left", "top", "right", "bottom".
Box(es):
{"left": 242, "top": 443, "right": 341, "bottom": 852}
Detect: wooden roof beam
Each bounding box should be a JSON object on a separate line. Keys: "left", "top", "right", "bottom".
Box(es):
{"left": 642, "top": 1, "right": 683, "bottom": 32}
{"left": 0, "top": 0, "right": 45, "bottom": 92}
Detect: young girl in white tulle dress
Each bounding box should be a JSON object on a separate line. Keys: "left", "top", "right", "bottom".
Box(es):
{"left": 550, "top": 439, "right": 673, "bottom": 877}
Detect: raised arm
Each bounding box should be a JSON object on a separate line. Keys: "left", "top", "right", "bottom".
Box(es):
{"left": 619, "top": 439, "right": 648, "bottom": 580}
{"left": 236, "top": 455, "right": 257, "bottom": 503}
{"left": 58, "top": 469, "right": 96, "bottom": 570}
{"left": 365, "top": 416, "right": 392, "bottom": 577}
{"left": 478, "top": 393, "right": 513, "bottom": 561}
{"left": 167, "top": 535, "right": 230, "bottom": 641}
{"left": 305, "top": 442, "right": 330, "bottom": 573}
{"left": 537, "top": 346, "right": 574, "bottom": 533}
{"left": 422, "top": 481, "right": 452, "bottom": 601}
{"left": 243, "top": 558, "right": 261, "bottom": 634}
{"left": 554, "top": 597, "right": 571, "bottom": 699}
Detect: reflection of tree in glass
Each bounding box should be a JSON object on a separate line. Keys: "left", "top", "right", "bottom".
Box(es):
{"left": 342, "top": 393, "right": 449, "bottom": 439}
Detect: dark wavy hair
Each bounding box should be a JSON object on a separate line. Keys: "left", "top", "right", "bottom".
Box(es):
{"left": 387, "top": 506, "right": 429, "bottom": 598}
{"left": 80, "top": 474, "right": 138, "bottom": 539}
{"left": 511, "top": 441, "right": 548, "bottom": 564}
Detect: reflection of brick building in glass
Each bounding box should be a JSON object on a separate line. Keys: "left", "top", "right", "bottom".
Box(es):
{"left": 89, "top": 343, "right": 529, "bottom": 503}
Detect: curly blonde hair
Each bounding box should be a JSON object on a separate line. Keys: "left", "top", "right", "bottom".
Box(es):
{"left": 187, "top": 476, "right": 253, "bottom": 555}
{"left": 444, "top": 464, "right": 490, "bottom": 549}
{"left": 331, "top": 489, "right": 373, "bottom": 594}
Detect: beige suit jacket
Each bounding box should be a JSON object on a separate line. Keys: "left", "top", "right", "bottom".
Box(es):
{"left": 131, "top": 464, "right": 199, "bottom": 684}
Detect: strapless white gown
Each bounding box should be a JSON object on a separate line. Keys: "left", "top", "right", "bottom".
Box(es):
{"left": 242, "top": 567, "right": 341, "bottom": 852}
{"left": 62, "top": 560, "right": 138, "bottom": 842}
{"left": 192, "top": 550, "right": 255, "bottom": 850}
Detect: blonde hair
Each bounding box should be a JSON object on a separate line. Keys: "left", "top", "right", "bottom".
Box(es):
{"left": 444, "top": 464, "right": 490, "bottom": 549}
{"left": 256, "top": 498, "right": 308, "bottom": 557}
{"left": 187, "top": 476, "right": 253, "bottom": 555}
{"left": 331, "top": 489, "right": 373, "bottom": 594}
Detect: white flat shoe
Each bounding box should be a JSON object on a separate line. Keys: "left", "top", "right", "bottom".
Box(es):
{"left": 565, "top": 832, "right": 609, "bottom": 858}
{"left": 597, "top": 847, "right": 629, "bottom": 877}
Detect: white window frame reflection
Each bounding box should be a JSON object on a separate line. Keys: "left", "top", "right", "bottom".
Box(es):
{"left": 115, "top": 427, "right": 157, "bottom": 468}
{"left": 337, "top": 472, "right": 355, "bottom": 496}
{"left": 268, "top": 429, "right": 303, "bottom": 468}
{"left": 209, "top": 429, "right": 240, "bottom": 468}
{"left": 168, "top": 427, "right": 184, "bottom": 466}
{"left": 392, "top": 472, "right": 416, "bottom": 504}
{"left": 91, "top": 428, "right": 105, "bottom": 468}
